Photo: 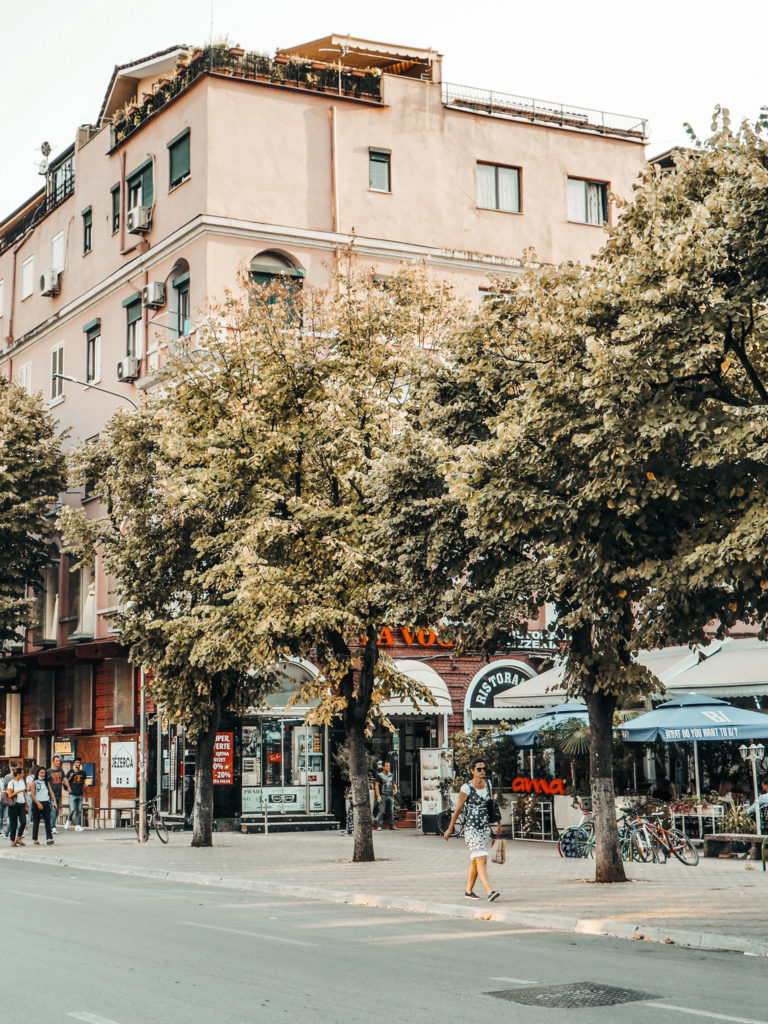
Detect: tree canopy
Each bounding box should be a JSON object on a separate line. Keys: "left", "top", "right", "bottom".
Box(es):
{"left": 0, "top": 378, "right": 65, "bottom": 647}
{"left": 379, "top": 113, "right": 768, "bottom": 881}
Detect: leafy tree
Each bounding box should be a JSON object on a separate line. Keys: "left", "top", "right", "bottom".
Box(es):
{"left": 63, "top": 388, "right": 273, "bottom": 846}
{"left": 380, "top": 112, "right": 768, "bottom": 882}
{"left": 0, "top": 379, "right": 65, "bottom": 647}
{"left": 66, "top": 260, "right": 464, "bottom": 860}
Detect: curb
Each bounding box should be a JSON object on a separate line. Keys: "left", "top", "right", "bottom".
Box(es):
{"left": 2, "top": 848, "right": 766, "bottom": 957}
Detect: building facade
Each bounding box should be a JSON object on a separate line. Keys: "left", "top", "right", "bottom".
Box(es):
{"left": 0, "top": 35, "right": 647, "bottom": 826}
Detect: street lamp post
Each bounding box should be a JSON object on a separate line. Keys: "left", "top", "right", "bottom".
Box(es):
{"left": 739, "top": 742, "right": 766, "bottom": 837}
{"left": 52, "top": 373, "right": 139, "bottom": 409}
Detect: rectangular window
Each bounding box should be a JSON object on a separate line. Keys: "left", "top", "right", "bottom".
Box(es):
{"left": 108, "top": 660, "right": 135, "bottom": 727}
{"left": 65, "top": 562, "right": 95, "bottom": 640}
{"left": 86, "top": 325, "right": 101, "bottom": 383}
{"left": 82, "top": 207, "right": 92, "bottom": 254}
{"left": 30, "top": 565, "right": 59, "bottom": 646}
{"left": 127, "top": 160, "right": 153, "bottom": 209}
{"left": 17, "top": 362, "right": 32, "bottom": 395}
{"left": 369, "top": 149, "right": 391, "bottom": 192}
{"left": 61, "top": 664, "right": 93, "bottom": 730}
{"left": 567, "top": 177, "right": 608, "bottom": 225}
{"left": 111, "top": 185, "right": 120, "bottom": 233}
{"left": 477, "top": 162, "right": 521, "bottom": 213}
{"left": 125, "top": 298, "right": 142, "bottom": 357}
{"left": 28, "top": 670, "right": 55, "bottom": 731}
{"left": 173, "top": 274, "right": 190, "bottom": 337}
{"left": 168, "top": 129, "right": 190, "bottom": 189}
{"left": 21, "top": 256, "right": 34, "bottom": 299}
{"left": 51, "top": 231, "right": 65, "bottom": 272}
{"left": 50, "top": 343, "right": 64, "bottom": 401}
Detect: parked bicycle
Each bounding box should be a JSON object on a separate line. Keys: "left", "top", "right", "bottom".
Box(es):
{"left": 134, "top": 795, "right": 169, "bottom": 844}
{"left": 436, "top": 804, "right": 466, "bottom": 837}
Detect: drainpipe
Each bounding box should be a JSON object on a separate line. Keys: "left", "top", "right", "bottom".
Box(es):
{"left": 329, "top": 105, "right": 340, "bottom": 278}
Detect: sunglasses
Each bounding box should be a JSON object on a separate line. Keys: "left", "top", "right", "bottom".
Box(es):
{"left": 474, "top": 766, "right": 486, "bottom": 772}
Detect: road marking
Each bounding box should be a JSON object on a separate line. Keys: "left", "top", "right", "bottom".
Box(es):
{"left": 8, "top": 888, "right": 82, "bottom": 905}
{"left": 181, "top": 921, "right": 315, "bottom": 947}
{"left": 67, "top": 1013, "right": 123, "bottom": 1024}
{"left": 364, "top": 929, "right": 549, "bottom": 944}
{"left": 489, "top": 976, "right": 539, "bottom": 985}
{"left": 647, "top": 1004, "right": 768, "bottom": 1024}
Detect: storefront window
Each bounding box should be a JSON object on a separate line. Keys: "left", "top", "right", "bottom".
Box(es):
{"left": 241, "top": 719, "right": 325, "bottom": 813}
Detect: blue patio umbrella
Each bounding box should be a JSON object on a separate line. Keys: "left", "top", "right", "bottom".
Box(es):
{"left": 619, "top": 692, "right": 768, "bottom": 801}
{"left": 507, "top": 701, "right": 589, "bottom": 748}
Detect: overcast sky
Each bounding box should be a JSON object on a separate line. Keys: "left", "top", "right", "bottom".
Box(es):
{"left": 3, "top": 0, "right": 767, "bottom": 214}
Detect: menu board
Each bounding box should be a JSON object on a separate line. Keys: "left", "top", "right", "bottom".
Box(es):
{"left": 420, "top": 748, "right": 453, "bottom": 817}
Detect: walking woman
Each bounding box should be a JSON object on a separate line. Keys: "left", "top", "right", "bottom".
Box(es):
{"left": 443, "top": 756, "right": 500, "bottom": 902}
{"left": 6, "top": 765, "right": 28, "bottom": 847}
{"left": 29, "top": 766, "right": 55, "bottom": 846}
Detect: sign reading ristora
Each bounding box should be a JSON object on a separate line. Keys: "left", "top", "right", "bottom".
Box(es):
{"left": 110, "top": 741, "right": 137, "bottom": 788}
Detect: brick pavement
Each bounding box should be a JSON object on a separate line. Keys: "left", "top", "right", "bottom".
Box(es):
{"left": 1, "top": 826, "right": 766, "bottom": 956}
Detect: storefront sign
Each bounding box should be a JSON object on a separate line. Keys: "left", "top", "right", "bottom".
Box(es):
{"left": 213, "top": 732, "right": 233, "bottom": 785}
{"left": 53, "top": 737, "right": 77, "bottom": 762}
{"left": 110, "top": 741, "right": 137, "bottom": 789}
{"left": 512, "top": 776, "right": 567, "bottom": 795}
{"left": 469, "top": 663, "right": 536, "bottom": 708}
{"left": 376, "top": 626, "right": 559, "bottom": 653}
{"left": 242, "top": 786, "right": 325, "bottom": 813}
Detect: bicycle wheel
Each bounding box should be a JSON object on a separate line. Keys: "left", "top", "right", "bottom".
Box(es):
{"left": 629, "top": 824, "right": 654, "bottom": 862}
{"left": 436, "top": 810, "right": 453, "bottom": 836}
{"left": 668, "top": 828, "right": 698, "bottom": 866}
{"left": 152, "top": 812, "right": 169, "bottom": 844}
{"left": 573, "top": 825, "right": 593, "bottom": 858}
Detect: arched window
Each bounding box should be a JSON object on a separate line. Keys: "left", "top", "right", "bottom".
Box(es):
{"left": 249, "top": 252, "right": 305, "bottom": 317}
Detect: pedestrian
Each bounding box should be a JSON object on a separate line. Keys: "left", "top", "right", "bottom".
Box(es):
{"left": 64, "top": 759, "right": 87, "bottom": 831}
{"left": 45, "top": 755, "right": 65, "bottom": 835}
{"left": 29, "top": 766, "right": 55, "bottom": 846}
{"left": 6, "top": 765, "right": 28, "bottom": 847}
{"left": 1, "top": 767, "right": 12, "bottom": 837}
{"left": 745, "top": 777, "right": 768, "bottom": 819}
{"left": 374, "top": 760, "right": 397, "bottom": 831}
{"left": 443, "top": 756, "right": 500, "bottom": 903}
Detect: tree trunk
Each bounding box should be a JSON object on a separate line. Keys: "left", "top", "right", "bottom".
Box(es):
{"left": 191, "top": 682, "right": 223, "bottom": 847}
{"left": 586, "top": 688, "right": 627, "bottom": 883}
{"left": 343, "top": 625, "right": 379, "bottom": 863}
{"left": 347, "top": 717, "right": 375, "bottom": 862}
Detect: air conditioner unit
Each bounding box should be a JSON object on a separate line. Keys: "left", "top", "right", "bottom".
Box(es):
{"left": 127, "top": 205, "right": 151, "bottom": 234}
{"left": 116, "top": 356, "right": 140, "bottom": 382}
{"left": 142, "top": 281, "right": 165, "bottom": 308}
{"left": 40, "top": 269, "right": 61, "bottom": 296}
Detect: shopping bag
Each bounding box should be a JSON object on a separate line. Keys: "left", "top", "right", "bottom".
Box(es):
{"left": 491, "top": 837, "right": 506, "bottom": 864}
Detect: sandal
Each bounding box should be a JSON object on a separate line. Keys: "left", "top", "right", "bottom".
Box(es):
{"left": 34, "top": 840, "right": 40, "bottom": 845}
{"left": 15, "top": 840, "right": 25, "bottom": 847}
{"left": 47, "top": 839, "right": 55, "bottom": 846}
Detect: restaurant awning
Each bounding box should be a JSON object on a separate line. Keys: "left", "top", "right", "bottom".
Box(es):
{"left": 494, "top": 644, "right": 721, "bottom": 714}
{"left": 379, "top": 659, "right": 453, "bottom": 717}
{"left": 660, "top": 638, "right": 768, "bottom": 698}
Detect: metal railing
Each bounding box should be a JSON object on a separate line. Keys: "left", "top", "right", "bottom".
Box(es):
{"left": 0, "top": 173, "right": 75, "bottom": 256}
{"left": 110, "top": 46, "right": 382, "bottom": 150}
{"left": 443, "top": 82, "right": 647, "bottom": 140}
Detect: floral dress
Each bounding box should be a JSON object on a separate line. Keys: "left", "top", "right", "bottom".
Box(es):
{"left": 461, "top": 782, "right": 491, "bottom": 859}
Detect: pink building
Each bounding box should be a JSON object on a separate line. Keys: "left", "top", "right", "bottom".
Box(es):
{"left": 0, "top": 36, "right": 646, "bottom": 829}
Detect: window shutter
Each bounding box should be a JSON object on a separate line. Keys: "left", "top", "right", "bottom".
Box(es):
{"left": 169, "top": 132, "right": 190, "bottom": 188}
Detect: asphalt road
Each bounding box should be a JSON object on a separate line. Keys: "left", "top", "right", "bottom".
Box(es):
{"left": 5, "top": 859, "right": 767, "bottom": 1024}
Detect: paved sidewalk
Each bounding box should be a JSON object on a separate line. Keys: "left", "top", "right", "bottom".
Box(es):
{"left": 2, "top": 826, "right": 766, "bottom": 956}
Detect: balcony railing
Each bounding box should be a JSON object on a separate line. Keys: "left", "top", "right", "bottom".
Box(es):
{"left": 110, "top": 46, "right": 382, "bottom": 149}
{"left": 443, "top": 82, "right": 647, "bottom": 140}
{"left": 0, "top": 171, "right": 74, "bottom": 256}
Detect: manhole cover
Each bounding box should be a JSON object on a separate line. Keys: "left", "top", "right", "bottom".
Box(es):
{"left": 488, "top": 982, "right": 655, "bottom": 1008}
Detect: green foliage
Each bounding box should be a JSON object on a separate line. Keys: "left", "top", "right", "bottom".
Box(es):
{"left": 718, "top": 803, "right": 757, "bottom": 835}
{"left": 0, "top": 379, "right": 65, "bottom": 646}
